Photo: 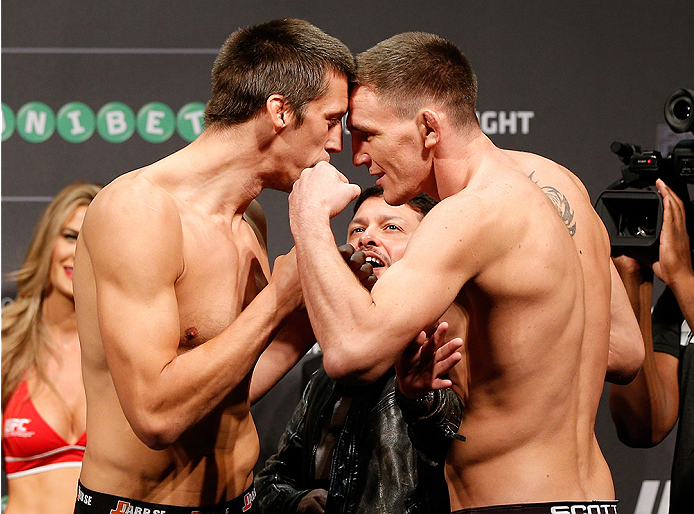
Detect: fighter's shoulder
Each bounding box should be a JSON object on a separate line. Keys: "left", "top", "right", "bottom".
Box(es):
{"left": 426, "top": 191, "right": 487, "bottom": 219}
{"left": 413, "top": 192, "right": 498, "bottom": 245}
{"left": 87, "top": 174, "right": 178, "bottom": 223}
{"left": 506, "top": 149, "right": 560, "bottom": 170}
{"left": 83, "top": 173, "right": 182, "bottom": 251}
{"left": 82, "top": 174, "right": 184, "bottom": 278}
{"left": 509, "top": 150, "right": 590, "bottom": 200}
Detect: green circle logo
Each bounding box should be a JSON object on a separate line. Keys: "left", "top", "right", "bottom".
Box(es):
{"left": 97, "top": 102, "right": 136, "bottom": 143}
{"left": 16, "top": 102, "right": 55, "bottom": 142}
{"left": 177, "top": 102, "right": 206, "bottom": 142}
{"left": 1, "top": 103, "right": 16, "bottom": 142}
{"left": 57, "top": 102, "right": 95, "bottom": 143}
{"left": 137, "top": 102, "right": 175, "bottom": 143}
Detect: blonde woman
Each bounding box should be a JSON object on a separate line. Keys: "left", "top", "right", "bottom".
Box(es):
{"left": 2, "top": 182, "right": 101, "bottom": 514}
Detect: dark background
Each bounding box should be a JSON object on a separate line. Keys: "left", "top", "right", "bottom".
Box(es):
{"left": 2, "top": 1, "right": 693, "bottom": 511}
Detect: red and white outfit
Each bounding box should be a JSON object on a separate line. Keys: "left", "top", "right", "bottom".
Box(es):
{"left": 2, "top": 380, "right": 86, "bottom": 479}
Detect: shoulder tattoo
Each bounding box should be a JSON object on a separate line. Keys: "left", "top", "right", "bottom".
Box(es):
{"left": 528, "top": 171, "right": 577, "bottom": 237}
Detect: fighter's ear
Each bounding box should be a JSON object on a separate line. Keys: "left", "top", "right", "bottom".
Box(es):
{"left": 418, "top": 109, "right": 441, "bottom": 149}
{"left": 267, "top": 94, "right": 290, "bottom": 131}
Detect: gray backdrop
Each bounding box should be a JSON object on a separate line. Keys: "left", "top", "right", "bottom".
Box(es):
{"left": 2, "top": 1, "right": 693, "bottom": 511}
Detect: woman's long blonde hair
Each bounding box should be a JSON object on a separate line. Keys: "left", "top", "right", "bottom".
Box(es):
{"left": 2, "top": 181, "right": 102, "bottom": 410}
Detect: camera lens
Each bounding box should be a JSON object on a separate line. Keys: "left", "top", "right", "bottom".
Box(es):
{"left": 620, "top": 210, "right": 657, "bottom": 238}
{"left": 672, "top": 98, "right": 692, "bottom": 121}
{"left": 664, "top": 88, "right": 694, "bottom": 133}
{"left": 631, "top": 220, "right": 656, "bottom": 238}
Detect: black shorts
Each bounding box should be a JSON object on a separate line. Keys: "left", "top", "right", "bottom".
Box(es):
{"left": 74, "top": 481, "right": 257, "bottom": 514}
{"left": 452, "top": 501, "right": 618, "bottom": 514}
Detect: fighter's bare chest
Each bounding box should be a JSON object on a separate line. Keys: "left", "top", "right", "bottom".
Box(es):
{"left": 174, "top": 223, "right": 269, "bottom": 350}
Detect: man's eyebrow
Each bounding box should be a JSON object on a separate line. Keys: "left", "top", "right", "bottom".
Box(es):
{"left": 378, "top": 214, "right": 409, "bottom": 225}
{"left": 348, "top": 216, "right": 366, "bottom": 227}
{"left": 346, "top": 122, "right": 367, "bottom": 133}
{"left": 349, "top": 214, "right": 410, "bottom": 227}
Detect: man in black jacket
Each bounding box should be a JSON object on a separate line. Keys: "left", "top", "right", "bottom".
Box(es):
{"left": 255, "top": 186, "right": 464, "bottom": 514}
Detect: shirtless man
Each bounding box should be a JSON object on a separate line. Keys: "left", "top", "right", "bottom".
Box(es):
{"left": 288, "top": 32, "right": 644, "bottom": 513}
{"left": 72, "top": 19, "right": 354, "bottom": 513}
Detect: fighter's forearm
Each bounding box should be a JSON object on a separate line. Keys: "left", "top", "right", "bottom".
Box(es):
{"left": 114, "top": 281, "right": 300, "bottom": 450}
{"left": 292, "top": 214, "right": 396, "bottom": 384}
{"left": 250, "top": 309, "right": 315, "bottom": 404}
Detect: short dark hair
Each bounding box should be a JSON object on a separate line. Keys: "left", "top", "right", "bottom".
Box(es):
{"left": 355, "top": 32, "right": 477, "bottom": 129}
{"left": 353, "top": 185, "right": 437, "bottom": 218}
{"left": 205, "top": 18, "right": 355, "bottom": 128}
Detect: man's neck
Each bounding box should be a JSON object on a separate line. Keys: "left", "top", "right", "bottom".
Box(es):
{"left": 433, "top": 129, "right": 498, "bottom": 199}
{"left": 143, "top": 123, "right": 282, "bottom": 221}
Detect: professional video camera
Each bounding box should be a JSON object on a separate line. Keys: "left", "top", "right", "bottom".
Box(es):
{"left": 594, "top": 88, "right": 694, "bottom": 256}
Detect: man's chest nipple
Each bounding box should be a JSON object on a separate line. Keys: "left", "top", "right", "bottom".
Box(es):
{"left": 175, "top": 254, "right": 268, "bottom": 349}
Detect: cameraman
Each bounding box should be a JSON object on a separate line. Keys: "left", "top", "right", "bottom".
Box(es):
{"left": 610, "top": 178, "right": 694, "bottom": 513}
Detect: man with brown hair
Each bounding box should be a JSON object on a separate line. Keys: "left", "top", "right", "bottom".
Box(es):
{"left": 289, "top": 32, "right": 644, "bottom": 513}
{"left": 73, "top": 19, "right": 353, "bottom": 513}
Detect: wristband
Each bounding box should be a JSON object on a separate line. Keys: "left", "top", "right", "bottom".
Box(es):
{"left": 395, "top": 389, "right": 437, "bottom": 417}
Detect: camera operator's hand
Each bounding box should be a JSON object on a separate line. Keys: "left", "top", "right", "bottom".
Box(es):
{"left": 652, "top": 179, "right": 694, "bottom": 336}
{"left": 653, "top": 179, "right": 693, "bottom": 289}
{"left": 653, "top": 179, "right": 692, "bottom": 282}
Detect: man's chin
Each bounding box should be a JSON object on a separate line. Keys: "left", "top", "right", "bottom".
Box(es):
{"left": 383, "top": 193, "right": 409, "bottom": 207}
{"left": 383, "top": 186, "right": 420, "bottom": 207}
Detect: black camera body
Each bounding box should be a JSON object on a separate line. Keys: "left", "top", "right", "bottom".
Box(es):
{"left": 595, "top": 88, "right": 694, "bottom": 256}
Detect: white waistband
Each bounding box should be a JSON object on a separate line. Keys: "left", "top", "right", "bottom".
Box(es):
{"left": 6, "top": 461, "right": 82, "bottom": 479}
{"left": 4, "top": 444, "right": 86, "bottom": 462}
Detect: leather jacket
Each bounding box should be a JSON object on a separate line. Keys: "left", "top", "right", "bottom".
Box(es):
{"left": 254, "top": 366, "right": 463, "bottom": 514}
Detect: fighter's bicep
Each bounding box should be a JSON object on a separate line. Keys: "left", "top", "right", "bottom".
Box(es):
{"left": 96, "top": 271, "right": 181, "bottom": 370}
{"left": 399, "top": 196, "right": 488, "bottom": 280}
{"left": 370, "top": 199, "right": 488, "bottom": 331}
{"left": 371, "top": 250, "right": 463, "bottom": 332}
{"left": 85, "top": 192, "right": 184, "bottom": 385}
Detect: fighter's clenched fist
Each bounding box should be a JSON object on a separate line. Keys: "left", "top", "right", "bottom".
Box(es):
{"left": 289, "top": 162, "right": 361, "bottom": 223}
